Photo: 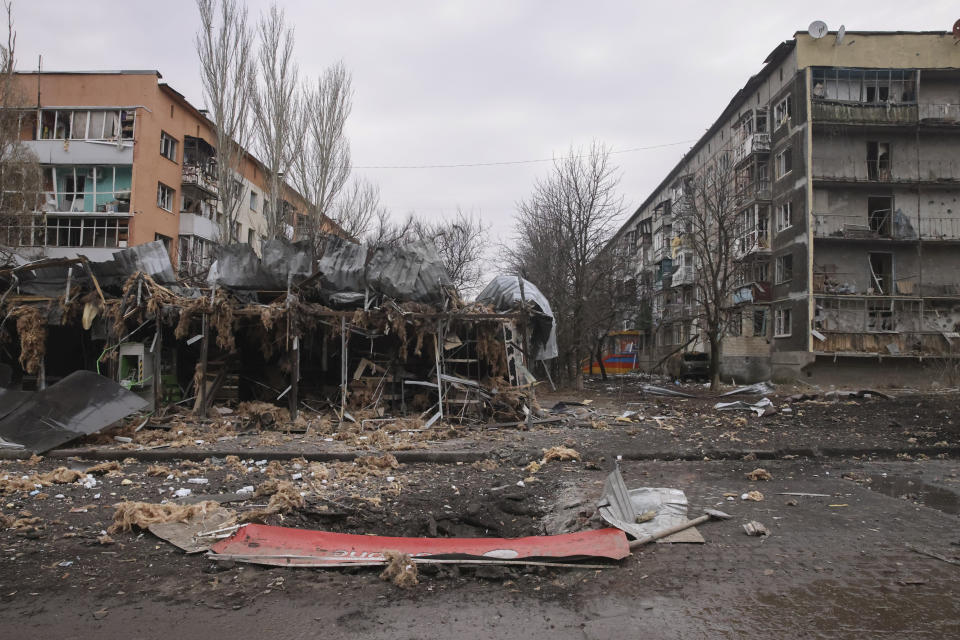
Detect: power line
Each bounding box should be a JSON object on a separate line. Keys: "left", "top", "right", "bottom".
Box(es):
{"left": 350, "top": 139, "right": 697, "bottom": 170}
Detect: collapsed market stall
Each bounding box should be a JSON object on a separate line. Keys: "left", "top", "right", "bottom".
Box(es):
{"left": 0, "top": 236, "right": 557, "bottom": 450}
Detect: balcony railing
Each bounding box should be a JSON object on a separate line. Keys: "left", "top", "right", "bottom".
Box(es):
{"left": 814, "top": 213, "right": 960, "bottom": 241}
{"left": 672, "top": 265, "right": 694, "bottom": 286}
{"left": 663, "top": 303, "right": 695, "bottom": 320}
{"left": 734, "top": 132, "right": 771, "bottom": 164}
{"left": 918, "top": 217, "right": 960, "bottom": 241}
{"left": 812, "top": 101, "right": 960, "bottom": 126}
{"left": 182, "top": 163, "right": 219, "bottom": 197}
{"left": 737, "top": 180, "right": 771, "bottom": 202}
{"left": 812, "top": 101, "right": 918, "bottom": 125}
{"left": 918, "top": 103, "right": 960, "bottom": 124}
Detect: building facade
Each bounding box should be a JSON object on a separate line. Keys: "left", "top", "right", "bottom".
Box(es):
{"left": 7, "top": 70, "right": 315, "bottom": 274}
{"left": 611, "top": 32, "right": 960, "bottom": 384}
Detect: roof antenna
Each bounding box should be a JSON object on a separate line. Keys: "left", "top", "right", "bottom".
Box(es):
{"left": 808, "top": 20, "right": 828, "bottom": 39}
{"left": 835, "top": 25, "right": 846, "bottom": 46}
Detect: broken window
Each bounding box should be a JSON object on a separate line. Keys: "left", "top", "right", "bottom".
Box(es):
{"left": 776, "top": 201, "right": 792, "bottom": 232}
{"left": 867, "top": 196, "right": 893, "bottom": 236}
{"left": 868, "top": 252, "right": 893, "bottom": 295}
{"left": 775, "top": 254, "right": 793, "bottom": 284}
{"left": 157, "top": 182, "right": 175, "bottom": 212}
{"left": 867, "top": 299, "right": 894, "bottom": 331}
{"left": 811, "top": 68, "right": 917, "bottom": 104}
{"left": 775, "top": 147, "right": 792, "bottom": 180}
{"left": 866, "top": 142, "right": 890, "bottom": 181}
{"left": 37, "top": 109, "right": 131, "bottom": 141}
{"left": 753, "top": 309, "right": 768, "bottom": 337}
{"left": 774, "top": 307, "right": 792, "bottom": 337}
{"left": 160, "top": 132, "right": 178, "bottom": 162}
{"left": 44, "top": 216, "right": 129, "bottom": 248}
{"left": 774, "top": 95, "right": 792, "bottom": 129}
{"left": 43, "top": 166, "right": 132, "bottom": 213}
{"left": 727, "top": 311, "right": 743, "bottom": 337}
{"left": 249, "top": 190, "right": 258, "bottom": 211}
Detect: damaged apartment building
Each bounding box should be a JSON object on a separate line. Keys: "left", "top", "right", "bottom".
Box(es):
{"left": 610, "top": 31, "right": 960, "bottom": 384}
{"left": 4, "top": 69, "right": 325, "bottom": 274}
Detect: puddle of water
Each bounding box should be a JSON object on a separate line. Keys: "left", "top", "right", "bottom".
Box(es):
{"left": 868, "top": 475, "right": 960, "bottom": 515}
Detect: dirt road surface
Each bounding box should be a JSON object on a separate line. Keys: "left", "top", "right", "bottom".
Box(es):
{"left": 2, "top": 382, "right": 958, "bottom": 638}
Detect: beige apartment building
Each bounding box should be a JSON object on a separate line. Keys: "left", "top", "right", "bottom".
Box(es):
{"left": 8, "top": 69, "right": 316, "bottom": 274}
{"left": 610, "top": 31, "right": 960, "bottom": 385}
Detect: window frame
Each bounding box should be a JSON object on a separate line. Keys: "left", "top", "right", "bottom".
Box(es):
{"left": 776, "top": 201, "right": 793, "bottom": 232}
{"left": 157, "top": 182, "right": 175, "bottom": 212}
{"left": 775, "top": 147, "right": 793, "bottom": 181}
{"left": 774, "top": 95, "right": 792, "bottom": 130}
{"left": 775, "top": 254, "right": 793, "bottom": 284}
{"left": 774, "top": 307, "right": 792, "bottom": 338}
{"left": 160, "top": 131, "right": 179, "bottom": 163}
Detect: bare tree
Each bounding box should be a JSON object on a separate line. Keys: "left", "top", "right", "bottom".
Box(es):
{"left": 414, "top": 208, "right": 489, "bottom": 297}
{"left": 329, "top": 176, "right": 382, "bottom": 239}
{"left": 505, "top": 142, "right": 624, "bottom": 389}
{"left": 0, "top": 1, "right": 41, "bottom": 262}
{"left": 365, "top": 208, "right": 416, "bottom": 248}
{"left": 195, "top": 0, "right": 254, "bottom": 244}
{"left": 250, "top": 2, "right": 299, "bottom": 240}
{"left": 684, "top": 152, "right": 743, "bottom": 388}
{"left": 292, "top": 62, "right": 352, "bottom": 242}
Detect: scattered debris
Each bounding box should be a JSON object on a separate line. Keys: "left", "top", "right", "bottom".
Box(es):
{"left": 714, "top": 397, "right": 775, "bottom": 417}
{"left": 721, "top": 382, "right": 775, "bottom": 396}
{"left": 209, "top": 523, "right": 631, "bottom": 567}
{"left": 742, "top": 491, "right": 764, "bottom": 502}
{"left": 746, "top": 468, "right": 772, "bottom": 481}
{"left": 379, "top": 550, "right": 419, "bottom": 588}
{"left": 743, "top": 521, "right": 769, "bottom": 536}
{"left": 108, "top": 500, "right": 222, "bottom": 534}
{"left": 597, "top": 468, "right": 705, "bottom": 543}
{"left": 541, "top": 446, "right": 581, "bottom": 463}
{"left": 642, "top": 385, "right": 694, "bottom": 398}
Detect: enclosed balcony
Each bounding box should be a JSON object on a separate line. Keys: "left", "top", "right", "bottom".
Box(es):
{"left": 182, "top": 136, "right": 219, "bottom": 198}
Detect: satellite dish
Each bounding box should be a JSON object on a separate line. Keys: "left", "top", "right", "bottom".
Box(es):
{"left": 808, "top": 20, "right": 828, "bottom": 39}
{"left": 835, "top": 25, "right": 846, "bottom": 46}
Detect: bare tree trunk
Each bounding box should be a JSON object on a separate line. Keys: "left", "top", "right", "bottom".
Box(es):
{"left": 195, "top": 0, "right": 254, "bottom": 245}
{"left": 708, "top": 329, "right": 721, "bottom": 389}
{"left": 292, "top": 62, "right": 352, "bottom": 244}
{"left": 594, "top": 336, "right": 607, "bottom": 380}
{"left": 251, "top": 2, "right": 300, "bottom": 241}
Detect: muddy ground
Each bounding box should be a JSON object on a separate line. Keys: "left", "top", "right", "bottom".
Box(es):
{"left": 2, "top": 378, "right": 959, "bottom": 638}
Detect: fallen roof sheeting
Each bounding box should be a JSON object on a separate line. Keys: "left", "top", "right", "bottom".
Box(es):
{"left": 476, "top": 276, "right": 558, "bottom": 361}
{"left": 0, "top": 370, "right": 148, "bottom": 453}
{"left": 597, "top": 467, "right": 704, "bottom": 543}
{"left": 210, "top": 523, "right": 630, "bottom": 567}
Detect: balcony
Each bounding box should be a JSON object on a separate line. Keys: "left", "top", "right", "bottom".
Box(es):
{"left": 663, "top": 303, "right": 695, "bottom": 320}
{"left": 734, "top": 133, "right": 771, "bottom": 165}
{"left": 919, "top": 103, "right": 960, "bottom": 124}
{"left": 181, "top": 163, "right": 219, "bottom": 198}
{"left": 734, "top": 228, "right": 770, "bottom": 259}
{"left": 737, "top": 180, "right": 771, "bottom": 203}
{"left": 732, "top": 281, "right": 772, "bottom": 305}
{"left": 672, "top": 265, "right": 694, "bottom": 286}
{"left": 919, "top": 217, "right": 960, "bottom": 241}
{"left": 814, "top": 213, "right": 960, "bottom": 242}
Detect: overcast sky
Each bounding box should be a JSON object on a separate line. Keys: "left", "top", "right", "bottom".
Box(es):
{"left": 13, "top": 1, "right": 959, "bottom": 248}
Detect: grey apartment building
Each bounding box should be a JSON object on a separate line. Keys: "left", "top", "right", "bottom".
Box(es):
{"left": 610, "top": 31, "right": 960, "bottom": 384}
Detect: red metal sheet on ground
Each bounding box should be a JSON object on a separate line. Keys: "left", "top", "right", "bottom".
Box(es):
{"left": 210, "top": 524, "right": 630, "bottom": 566}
